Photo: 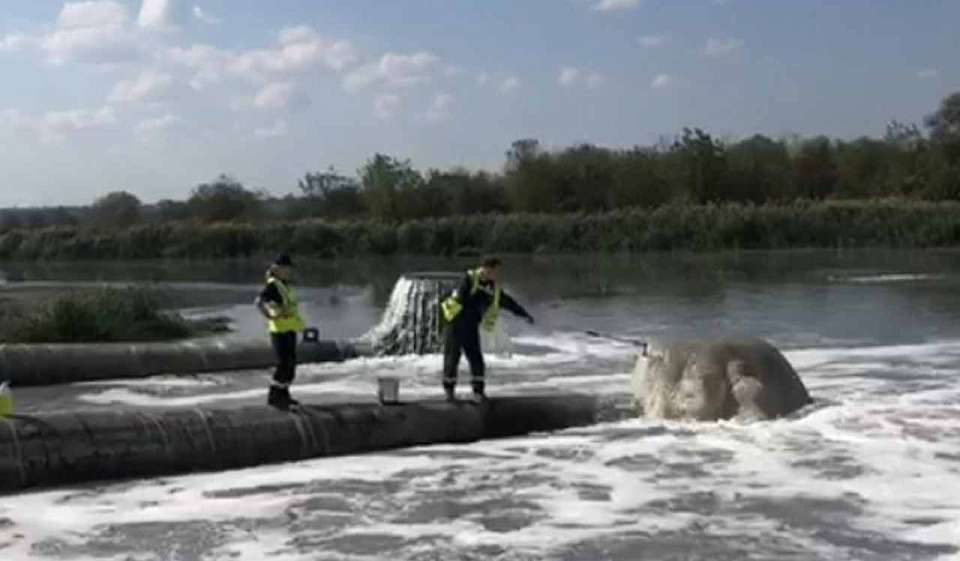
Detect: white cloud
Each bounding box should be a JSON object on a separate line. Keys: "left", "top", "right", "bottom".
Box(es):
{"left": 638, "top": 34, "right": 667, "bottom": 48}
{"left": 108, "top": 70, "right": 173, "bottom": 102}
{"left": 230, "top": 26, "right": 359, "bottom": 82}
{"left": 498, "top": 76, "right": 520, "bottom": 95}
{"left": 165, "top": 27, "right": 358, "bottom": 88}
{"left": 252, "top": 82, "right": 296, "bottom": 109}
{"left": 163, "top": 44, "right": 230, "bottom": 88}
{"left": 374, "top": 94, "right": 401, "bottom": 120}
{"left": 651, "top": 73, "right": 674, "bottom": 89}
{"left": 560, "top": 67, "right": 603, "bottom": 89}
{"left": 274, "top": 26, "right": 358, "bottom": 73}
{"left": 138, "top": 0, "right": 181, "bottom": 29}
{"left": 592, "top": 0, "right": 641, "bottom": 12}
{"left": 704, "top": 37, "right": 744, "bottom": 58}
{"left": 916, "top": 68, "right": 939, "bottom": 80}
{"left": 192, "top": 5, "right": 221, "bottom": 24}
{"left": 425, "top": 92, "right": 454, "bottom": 123}
{"left": 42, "top": 28, "right": 141, "bottom": 65}
{"left": 0, "top": 109, "right": 30, "bottom": 130}
{"left": 0, "top": 33, "right": 31, "bottom": 52}
{"left": 136, "top": 114, "right": 182, "bottom": 134}
{"left": 37, "top": 106, "right": 118, "bottom": 140}
{"left": 254, "top": 120, "right": 288, "bottom": 138}
{"left": 58, "top": 1, "right": 130, "bottom": 28}
{"left": 41, "top": 1, "right": 142, "bottom": 64}
{"left": 278, "top": 26, "right": 317, "bottom": 46}
{"left": 444, "top": 65, "right": 464, "bottom": 77}
{"left": 45, "top": 106, "right": 116, "bottom": 130}
{"left": 343, "top": 51, "right": 438, "bottom": 92}
{"left": 559, "top": 67, "right": 581, "bottom": 87}
{"left": 475, "top": 72, "right": 489, "bottom": 86}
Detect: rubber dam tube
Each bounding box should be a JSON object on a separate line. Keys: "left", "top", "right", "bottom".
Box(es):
{"left": 0, "top": 394, "right": 597, "bottom": 493}
{"left": 0, "top": 339, "right": 363, "bottom": 387}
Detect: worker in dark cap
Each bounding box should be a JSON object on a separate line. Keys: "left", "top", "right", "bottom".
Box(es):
{"left": 255, "top": 254, "right": 306, "bottom": 409}
{"left": 440, "top": 256, "right": 534, "bottom": 403}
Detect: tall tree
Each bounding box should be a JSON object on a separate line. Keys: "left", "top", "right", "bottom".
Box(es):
{"left": 672, "top": 128, "right": 727, "bottom": 203}
{"left": 298, "top": 167, "right": 364, "bottom": 218}
{"left": 925, "top": 92, "right": 960, "bottom": 164}
{"left": 793, "top": 137, "right": 839, "bottom": 199}
{"left": 188, "top": 175, "right": 263, "bottom": 223}
{"left": 91, "top": 191, "right": 142, "bottom": 229}
{"left": 359, "top": 154, "right": 423, "bottom": 220}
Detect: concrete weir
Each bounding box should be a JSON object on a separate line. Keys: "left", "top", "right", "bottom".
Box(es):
{"left": 0, "top": 394, "right": 597, "bottom": 493}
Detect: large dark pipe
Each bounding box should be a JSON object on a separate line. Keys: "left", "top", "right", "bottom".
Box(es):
{"left": 0, "top": 394, "right": 597, "bottom": 493}
{"left": 0, "top": 339, "right": 363, "bottom": 387}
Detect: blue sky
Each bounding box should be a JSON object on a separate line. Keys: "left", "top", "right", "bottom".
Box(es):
{"left": 0, "top": 0, "right": 957, "bottom": 207}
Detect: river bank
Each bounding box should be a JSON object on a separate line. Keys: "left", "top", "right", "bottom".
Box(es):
{"left": 2, "top": 200, "right": 960, "bottom": 261}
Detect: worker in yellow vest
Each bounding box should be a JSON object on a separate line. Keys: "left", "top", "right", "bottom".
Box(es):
{"left": 255, "top": 254, "right": 306, "bottom": 410}
{"left": 440, "top": 257, "right": 534, "bottom": 403}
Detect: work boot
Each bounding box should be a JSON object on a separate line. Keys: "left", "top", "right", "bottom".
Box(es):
{"left": 267, "top": 386, "right": 289, "bottom": 410}
{"left": 283, "top": 388, "right": 300, "bottom": 408}
{"left": 471, "top": 381, "right": 486, "bottom": 404}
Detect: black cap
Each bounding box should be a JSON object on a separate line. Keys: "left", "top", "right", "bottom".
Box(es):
{"left": 274, "top": 254, "right": 294, "bottom": 267}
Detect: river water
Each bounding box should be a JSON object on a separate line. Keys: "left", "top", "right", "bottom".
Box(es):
{"left": 1, "top": 250, "right": 959, "bottom": 560}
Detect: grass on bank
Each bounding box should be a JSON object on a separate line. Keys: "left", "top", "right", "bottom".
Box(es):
{"left": 0, "top": 287, "right": 230, "bottom": 344}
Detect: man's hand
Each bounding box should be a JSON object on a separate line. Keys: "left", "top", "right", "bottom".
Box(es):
{"left": 525, "top": 315, "right": 535, "bottom": 325}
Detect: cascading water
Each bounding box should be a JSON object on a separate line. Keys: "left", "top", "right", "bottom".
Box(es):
{"left": 360, "top": 271, "right": 517, "bottom": 357}
{"left": 360, "top": 272, "right": 460, "bottom": 355}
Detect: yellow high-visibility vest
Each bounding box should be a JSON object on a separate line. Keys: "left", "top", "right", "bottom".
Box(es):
{"left": 441, "top": 269, "right": 501, "bottom": 332}
{"left": 0, "top": 382, "right": 12, "bottom": 417}
{"left": 266, "top": 277, "right": 306, "bottom": 334}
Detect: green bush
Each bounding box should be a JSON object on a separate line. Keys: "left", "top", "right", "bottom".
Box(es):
{"left": 0, "top": 287, "right": 216, "bottom": 343}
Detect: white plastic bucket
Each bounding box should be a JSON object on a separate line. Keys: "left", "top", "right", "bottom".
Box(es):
{"left": 377, "top": 377, "right": 400, "bottom": 404}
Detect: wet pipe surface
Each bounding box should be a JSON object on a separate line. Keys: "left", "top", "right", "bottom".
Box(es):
{"left": 0, "top": 394, "right": 597, "bottom": 494}
{"left": 0, "top": 339, "right": 359, "bottom": 387}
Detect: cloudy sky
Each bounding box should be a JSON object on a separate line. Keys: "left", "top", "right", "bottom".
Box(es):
{"left": 0, "top": 0, "right": 957, "bottom": 207}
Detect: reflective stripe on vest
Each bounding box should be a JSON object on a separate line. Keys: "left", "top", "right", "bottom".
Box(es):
{"left": 267, "top": 277, "right": 306, "bottom": 334}
{"left": 441, "top": 269, "right": 501, "bottom": 332}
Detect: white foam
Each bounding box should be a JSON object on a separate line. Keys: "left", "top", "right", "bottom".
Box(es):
{"left": 7, "top": 336, "right": 960, "bottom": 558}
{"left": 831, "top": 273, "right": 946, "bottom": 283}
{"left": 75, "top": 375, "right": 226, "bottom": 388}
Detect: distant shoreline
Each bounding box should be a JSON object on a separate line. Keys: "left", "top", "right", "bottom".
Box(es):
{"left": 1, "top": 200, "right": 959, "bottom": 261}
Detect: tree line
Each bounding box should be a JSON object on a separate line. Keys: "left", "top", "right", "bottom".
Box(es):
{"left": 2, "top": 92, "right": 958, "bottom": 232}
